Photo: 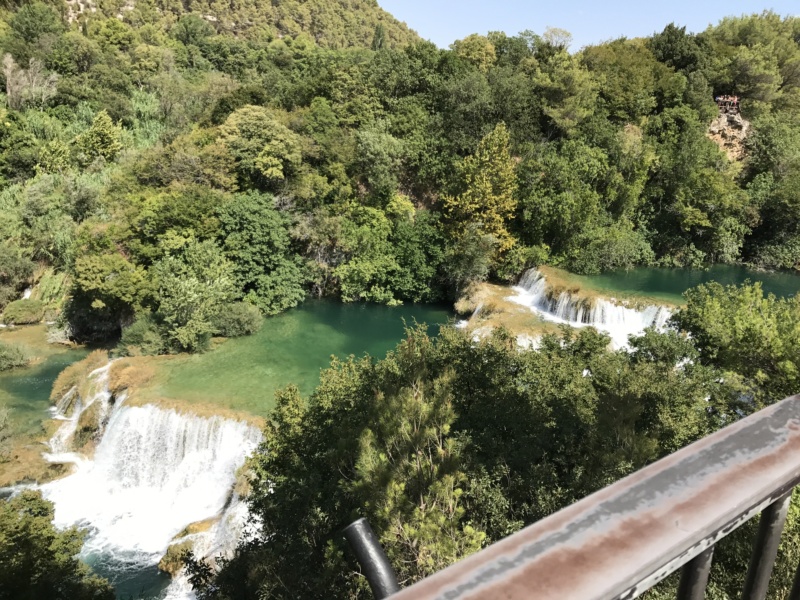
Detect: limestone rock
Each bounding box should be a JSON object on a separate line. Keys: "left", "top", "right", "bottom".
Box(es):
{"left": 707, "top": 112, "right": 751, "bottom": 161}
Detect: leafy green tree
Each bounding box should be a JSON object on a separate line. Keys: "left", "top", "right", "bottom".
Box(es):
{"left": 219, "top": 105, "right": 304, "bottom": 190}
{"left": 354, "top": 122, "right": 405, "bottom": 203}
{"left": 443, "top": 122, "right": 518, "bottom": 255}
{"left": 153, "top": 240, "right": 236, "bottom": 352}
{"left": 211, "top": 302, "right": 263, "bottom": 337}
{"left": 0, "top": 490, "right": 114, "bottom": 600}
{"left": 78, "top": 110, "right": 123, "bottom": 164}
{"left": 8, "top": 1, "right": 64, "bottom": 45}
{"left": 68, "top": 253, "right": 149, "bottom": 341}
{"left": 0, "top": 245, "right": 33, "bottom": 310}
{"left": 0, "top": 342, "right": 27, "bottom": 371}
{"left": 172, "top": 14, "right": 215, "bottom": 47}
{"left": 531, "top": 49, "right": 597, "bottom": 135}
{"left": 217, "top": 191, "right": 307, "bottom": 314}
{"left": 674, "top": 281, "right": 800, "bottom": 402}
{"left": 1, "top": 299, "right": 44, "bottom": 325}
{"left": 46, "top": 32, "right": 100, "bottom": 76}
{"left": 648, "top": 23, "right": 709, "bottom": 73}
{"left": 451, "top": 34, "right": 496, "bottom": 73}
{"left": 333, "top": 205, "right": 401, "bottom": 304}
{"left": 191, "top": 327, "right": 485, "bottom": 599}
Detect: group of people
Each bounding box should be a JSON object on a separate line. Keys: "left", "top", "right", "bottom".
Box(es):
{"left": 715, "top": 94, "right": 740, "bottom": 113}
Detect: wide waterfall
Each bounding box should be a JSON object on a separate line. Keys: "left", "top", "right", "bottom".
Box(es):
{"left": 510, "top": 269, "right": 672, "bottom": 349}
{"left": 41, "top": 363, "right": 262, "bottom": 599}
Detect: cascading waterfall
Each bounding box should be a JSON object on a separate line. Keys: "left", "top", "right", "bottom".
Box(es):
{"left": 45, "top": 363, "right": 115, "bottom": 464}
{"left": 509, "top": 269, "right": 672, "bottom": 349}
{"left": 40, "top": 362, "right": 262, "bottom": 599}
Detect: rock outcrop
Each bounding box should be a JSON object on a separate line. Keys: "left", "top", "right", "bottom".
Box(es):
{"left": 707, "top": 112, "right": 751, "bottom": 161}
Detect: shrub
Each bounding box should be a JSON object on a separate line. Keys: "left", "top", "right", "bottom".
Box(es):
{"left": 1, "top": 299, "right": 45, "bottom": 324}
{"left": 569, "top": 223, "right": 654, "bottom": 274}
{"left": 212, "top": 302, "right": 263, "bottom": 337}
{"left": 0, "top": 341, "right": 28, "bottom": 371}
{"left": 117, "top": 313, "right": 165, "bottom": 356}
{"left": 493, "top": 244, "right": 550, "bottom": 283}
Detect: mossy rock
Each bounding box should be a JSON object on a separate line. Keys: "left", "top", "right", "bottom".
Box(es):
{"left": 1, "top": 299, "right": 45, "bottom": 325}
{"left": 158, "top": 540, "right": 193, "bottom": 577}
{"left": 73, "top": 400, "right": 103, "bottom": 452}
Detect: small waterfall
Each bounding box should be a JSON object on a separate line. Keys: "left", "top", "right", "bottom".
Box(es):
{"left": 39, "top": 362, "right": 262, "bottom": 599}
{"left": 510, "top": 269, "right": 672, "bottom": 349}
{"left": 45, "top": 364, "right": 115, "bottom": 464}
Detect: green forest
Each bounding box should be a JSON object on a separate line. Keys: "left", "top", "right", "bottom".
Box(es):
{"left": 1, "top": 0, "right": 800, "bottom": 597}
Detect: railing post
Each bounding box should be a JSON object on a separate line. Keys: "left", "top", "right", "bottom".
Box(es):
{"left": 343, "top": 518, "right": 400, "bottom": 599}
{"left": 678, "top": 546, "right": 715, "bottom": 600}
{"left": 741, "top": 491, "right": 793, "bottom": 600}
{"left": 788, "top": 554, "right": 800, "bottom": 600}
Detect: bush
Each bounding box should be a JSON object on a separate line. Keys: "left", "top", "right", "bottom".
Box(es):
{"left": 0, "top": 342, "right": 28, "bottom": 371}
{"left": 569, "top": 223, "right": 654, "bottom": 274}
{"left": 212, "top": 302, "right": 263, "bottom": 337}
{"left": 493, "top": 244, "right": 550, "bottom": 283}
{"left": 117, "top": 313, "right": 165, "bottom": 356}
{"left": 1, "top": 299, "right": 45, "bottom": 324}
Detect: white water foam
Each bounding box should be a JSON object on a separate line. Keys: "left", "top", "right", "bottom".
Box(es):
{"left": 39, "top": 364, "right": 262, "bottom": 599}
{"left": 508, "top": 269, "right": 672, "bottom": 350}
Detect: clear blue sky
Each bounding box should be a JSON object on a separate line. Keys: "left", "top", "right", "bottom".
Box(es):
{"left": 378, "top": 0, "right": 800, "bottom": 51}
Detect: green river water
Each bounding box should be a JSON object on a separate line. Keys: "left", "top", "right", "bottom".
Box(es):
{"left": 149, "top": 299, "right": 453, "bottom": 416}
{"left": 569, "top": 265, "right": 800, "bottom": 305}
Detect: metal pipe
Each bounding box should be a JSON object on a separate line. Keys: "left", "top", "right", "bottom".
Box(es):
{"left": 342, "top": 518, "right": 400, "bottom": 599}
{"left": 678, "top": 545, "right": 715, "bottom": 600}
{"left": 787, "top": 553, "right": 800, "bottom": 600}
{"left": 741, "top": 491, "right": 793, "bottom": 600}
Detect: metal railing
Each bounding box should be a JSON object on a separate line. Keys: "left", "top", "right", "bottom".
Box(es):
{"left": 345, "top": 394, "right": 800, "bottom": 599}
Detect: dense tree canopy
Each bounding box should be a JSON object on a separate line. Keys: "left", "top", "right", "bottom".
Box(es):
{"left": 0, "top": 4, "right": 798, "bottom": 343}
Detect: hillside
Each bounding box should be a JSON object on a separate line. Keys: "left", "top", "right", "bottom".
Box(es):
{"left": 64, "top": 0, "right": 419, "bottom": 48}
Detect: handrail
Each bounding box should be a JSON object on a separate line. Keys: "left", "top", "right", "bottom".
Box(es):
{"left": 385, "top": 394, "right": 800, "bottom": 600}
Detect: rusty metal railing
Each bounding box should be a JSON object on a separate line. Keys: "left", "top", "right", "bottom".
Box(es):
{"left": 346, "top": 394, "right": 800, "bottom": 600}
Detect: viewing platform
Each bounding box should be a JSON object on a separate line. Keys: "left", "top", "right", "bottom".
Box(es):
{"left": 716, "top": 94, "right": 740, "bottom": 114}
{"left": 349, "top": 394, "right": 800, "bottom": 599}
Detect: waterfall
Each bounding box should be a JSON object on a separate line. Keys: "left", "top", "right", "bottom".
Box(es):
{"left": 510, "top": 269, "right": 672, "bottom": 349}
{"left": 45, "top": 363, "right": 115, "bottom": 465}
{"left": 39, "top": 363, "right": 262, "bottom": 599}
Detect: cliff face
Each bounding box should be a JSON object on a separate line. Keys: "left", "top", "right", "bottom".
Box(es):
{"left": 707, "top": 112, "right": 751, "bottom": 161}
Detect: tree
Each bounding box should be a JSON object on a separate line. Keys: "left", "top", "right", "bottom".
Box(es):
{"left": 3, "top": 55, "right": 58, "bottom": 110}
{"left": 217, "top": 192, "right": 307, "bottom": 315}
{"left": 192, "top": 327, "right": 486, "bottom": 599}
{"left": 78, "top": 111, "right": 123, "bottom": 164}
{"left": 443, "top": 123, "right": 518, "bottom": 255}
{"left": 218, "top": 106, "right": 303, "bottom": 190}
{"left": 172, "top": 14, "right": 215, "bottom": 47}
{"left": 0, "top": 490, "right": 114, "bottom": 600}
{"left": 451, "top": 34, "right": 496, "bottom": 73}
{"left": 8, "top": 1, "right": 64, "bottom": 45}
{"left": 674, "top": 281, "right": 800, "bottom": 402}
{"left": 153, "top": 240, "right": 236, "bottom": 352}
{"left": 68, "top": 253, "right": 149, "bottom": 342}
{"left": 0, "top": 245, "right": 33, "bottom": 310}
{"left": 531, "top": 50, "right": 597, "bottom": 135}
